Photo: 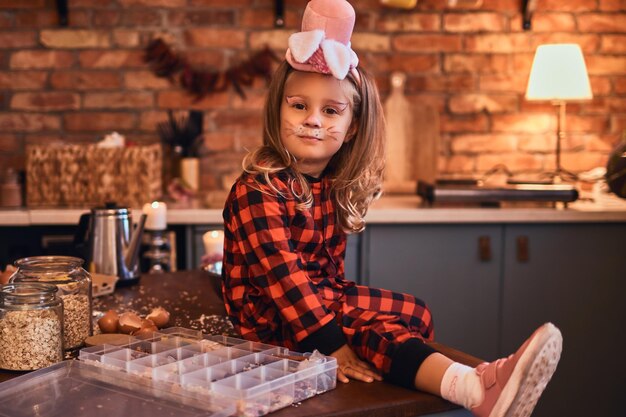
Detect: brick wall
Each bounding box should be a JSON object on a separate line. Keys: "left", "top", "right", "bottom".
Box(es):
{"left": 1, "top": 0, "right": 625, "bottom": 191}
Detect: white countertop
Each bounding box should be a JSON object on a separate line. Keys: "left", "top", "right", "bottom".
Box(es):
{"left": 2, "top": 194, "right": 626, "bottom": 226}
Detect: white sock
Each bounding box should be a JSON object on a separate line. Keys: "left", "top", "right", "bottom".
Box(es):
{"left": 440, "top": 362, "right": 483, "bottom": 409}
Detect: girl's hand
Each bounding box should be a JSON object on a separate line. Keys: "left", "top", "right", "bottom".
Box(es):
{"left": 330, "top": 344, "right": 382, "bottom": 384}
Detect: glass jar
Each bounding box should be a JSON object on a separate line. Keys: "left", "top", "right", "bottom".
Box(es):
{"left": 10, "top": 256, "right": 93, "bottom": 350}
{"left": 0, "top": 282, "right": 64, "bottom": 370}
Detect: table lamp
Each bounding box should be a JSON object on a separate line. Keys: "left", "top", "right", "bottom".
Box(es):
{"left": 525, "top": 43, "right": 593, "bottom": 182}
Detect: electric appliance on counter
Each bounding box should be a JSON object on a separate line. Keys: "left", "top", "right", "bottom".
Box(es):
{"left": 74, "top": 203, "right": 146, "bottom": 286}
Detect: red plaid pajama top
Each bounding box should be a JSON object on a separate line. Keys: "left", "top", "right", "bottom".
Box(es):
{"left": 222, "top": 169, "right": 436, "bottom": 387}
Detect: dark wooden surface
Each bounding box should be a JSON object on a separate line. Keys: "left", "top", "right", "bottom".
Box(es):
{"left": 0, "top": 270, "right": 482, "bottom": 416}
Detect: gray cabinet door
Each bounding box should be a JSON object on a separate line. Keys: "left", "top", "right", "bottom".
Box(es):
{"left": 502, "top": 224, "right": 626, "bottom": 417}
{"left": 364, "top": 224, "right": 502, "bottom": 360}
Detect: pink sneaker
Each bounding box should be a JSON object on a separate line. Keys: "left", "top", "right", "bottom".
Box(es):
{"left": 471, "top": 322, "right": 562, "bottom": 417}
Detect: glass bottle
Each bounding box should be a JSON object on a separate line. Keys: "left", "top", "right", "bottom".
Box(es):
{"left": 10, "top": 256, "right": 93, "bottom": 350}
{"left": 0, "top": 282, "right": 64, "bottom": 370}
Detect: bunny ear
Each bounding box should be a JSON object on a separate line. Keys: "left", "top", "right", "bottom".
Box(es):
{"left": 288, "top": 29, "right": 325, "bottom": 63}
{"left": 321, "top": 39, "right": 351, "bottom": 80}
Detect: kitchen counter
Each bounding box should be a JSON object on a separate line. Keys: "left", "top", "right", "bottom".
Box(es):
{"left": 2, "top": 192, "right": 626, "bottom": 226}
{"left": 0, "top": 270, "right": 480, "bottom": 417}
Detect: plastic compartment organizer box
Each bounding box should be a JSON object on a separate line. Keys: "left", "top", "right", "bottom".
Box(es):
{"left": 0, "top": 327, "right": 338, "bottom": 417}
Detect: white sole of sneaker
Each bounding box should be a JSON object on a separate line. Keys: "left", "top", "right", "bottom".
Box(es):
{"left": 490, "top": 322, "right": 563, "bottom": 417}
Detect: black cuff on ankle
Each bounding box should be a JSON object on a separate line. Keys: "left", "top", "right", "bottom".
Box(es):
{"left": 385, "top": 338, "right": 437, "bottom": 389}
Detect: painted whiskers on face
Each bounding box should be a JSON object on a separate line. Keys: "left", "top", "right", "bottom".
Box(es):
{"left": 286, "top": 122, "right": 347, "bottom": 142}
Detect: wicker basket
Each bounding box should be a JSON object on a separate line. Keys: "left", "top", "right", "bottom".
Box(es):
{"left": 26, "top": 143, "right": 162, "bottom": 208}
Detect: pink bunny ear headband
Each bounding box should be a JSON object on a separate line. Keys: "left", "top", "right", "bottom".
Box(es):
{"left": 285, "top": 0, "right": 361, "bottom": 84}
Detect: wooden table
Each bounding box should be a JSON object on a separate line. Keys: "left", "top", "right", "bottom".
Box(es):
{"left": 1, "top": 270, "right": 480, "bottom": 417}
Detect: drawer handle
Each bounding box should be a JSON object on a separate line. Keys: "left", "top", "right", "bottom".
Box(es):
{"left": 478, "top": 236, "right": 491, "bottom": 262}
{"left": 517, "top": 236, "right": 529, "bottom": 262}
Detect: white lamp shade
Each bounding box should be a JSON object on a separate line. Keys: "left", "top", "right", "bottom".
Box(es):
{"left": 525, "top": 44, "right": 593, "bottom": 101}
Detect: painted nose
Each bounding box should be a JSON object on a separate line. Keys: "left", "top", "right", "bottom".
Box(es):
{"left": 303, "top": 111, "right": 322, "bottom": 128}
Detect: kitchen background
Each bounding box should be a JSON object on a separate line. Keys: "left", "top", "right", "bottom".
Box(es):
{"left": 0, "top": 0, "right": 625, "bottom": 192}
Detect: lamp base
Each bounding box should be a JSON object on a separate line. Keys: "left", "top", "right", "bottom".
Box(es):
{"left": 539, "top": 168, "right": 578, "bottom": 184}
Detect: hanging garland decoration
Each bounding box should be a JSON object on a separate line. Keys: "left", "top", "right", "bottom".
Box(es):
{"left": 144, "top": 38, "right": 280, "bottom": 100}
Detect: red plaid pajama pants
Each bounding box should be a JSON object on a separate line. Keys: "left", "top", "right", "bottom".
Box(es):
{"left": 320, "top": 284, "right": 435, "bottom": 377}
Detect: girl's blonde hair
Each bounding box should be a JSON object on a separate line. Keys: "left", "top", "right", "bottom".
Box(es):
{"left": 243, "top": 61, "right": 385, "bottom": 233}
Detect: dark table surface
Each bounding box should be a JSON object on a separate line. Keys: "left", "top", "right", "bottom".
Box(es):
{"left": 1, "top": 270, "right": 481, "bottom": 417}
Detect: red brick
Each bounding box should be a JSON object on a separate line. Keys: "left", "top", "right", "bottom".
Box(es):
{"left": 112, "top": 30, "right": 141, "bottom": 47}
{"left": 451, "top": 134, "right": 517, "bottom": 153}
{"left": 248, "top": 30, "right": 291, "bottom": 50}
{"left": 0, "top": 71, "right": 47, "bottom": 89}
{"left": 121, "top": 10, "right": 162, "bottom": 26}
{"left": 124, "top": 71, "right": 171, "bottom": 89}
{"left": 92, "top": 10, "right": 121, "bottom": 26}
{"left": 440, "top": 114, "right": 489, "bottom": 133}
{"left": 600, "top": 35, "right": 626, "bottom": 53}
{"left": 529, "top": 34, "right": 599, "bottom": 53}
{"left": 578, "top": 13, "right": 626, "bottom": 32}
{"left": 393, "top": 34, "right": 462, "bottom": 52}
{"left": 239, "top": 8, "right": 299, "bottom": 30}
{"left": 202, "top": 131, "right": 235, "bottom": 152}
{"left": 117, "top": 0, "right": 186, "bottom": 6}
{"left": 168, "top": 10, "right": 235, "bottom": 26}
{"left": 444, "top": 54, "right": 508, "bottom": 74}
{"left": 189, "top": 0, "right": 252, "bottom": 6}
{"left": 536, "top": 0, "right": 598, "bottom": 12}
{"left": 464, "top": 34, "right": 532, "bottom": 53}
{"left": 139, "top": 110, "right": 169, "bottom": 132}
{"left": 518, "top": 134, "right": 557, "bottom": 153}
{"left": 0, "top": 31, "right": 36, "bottom": 48}
{"left": 157, "top": 91, "right": 230, "bottom": 110}
{"left": 615, "top": 76, "right": 626, "bottom": 94}
{"left": 11, "top": 92, "right": 80, "bottom": 111}
{"left": 374, "top": 54, "right": 439, "bottom": 73}
{"left": 606, "top": 97, "right": 626, "bottom": 112}
{"left": 477, "top": 153, "right": 544, "bottom": 172}
{"left": 479, "top": 74, "right": 529, "bottom": 93}
{"left": 50, "top": 71, "right": 122, "bottom": 90}
{"left": 590, "top": 76, "right": 611, "bottom": 95}
{"left": 185, "top": 50, "right": 227, "bottom": 69}
{"left": 612, "top": 114, "right": 626, "bottom": 132}
{"left": 492, "top": 114, "right": 555, "bottom": 133}
{"left": 567, "top": 114, "right": 609, "bottom": 133}
{"left": 377, "top": 13, "right": 440, "bottom": 32}
{"left": 16, "top": 10, "right": 89, "bottom": 27}
{"left": 0, "top": 12, "right": 12, "bottom": 28}
{"left": 0, "top": 134, "right": 19, "bottom": 152}
{"left": 599, "top": 0, "right": 626, "bottom": 11}
{"left": 407, "top": 74, "right": 475, "bottom": 92}
{"left": 231, "top": 88, "right": 266, "bottom": 111}
{"left": 351, "top": 33, "right": 391, "bottom": 52}
{"left": 0, "top": 0, "right": 44, "bottom": 8}
{"left": 439, "top": 154, "right": 475, "bottom": 174}
{"left": 449, "top": 93, "right": 518, "bottom": 114}
{"left": 84, "top": 92, "right": 154, "bottom": 109}
{"left": 210, "top": 109, "right": 263, "bottom": 131}
{"left": 79, "top": 50, "right": 145, "bottom": 68}
{"left": 64, "top": 112, "right": 136, "bottom": 131}
{"left": 0, "top": 113, "right": 60, "bottom": 132}
{"left": 586, "top": 55, "right": 626, "bottom": 75}
{"left": 516, "top": 12, "right": 576, "bottom": 32}
{"left": 40, "top": 29, "right": 110, "bottom": 48}
{"left": 10, "top": 51, "right": 74, "bottom": 69}
{"left": 585, "top": 134, "right": 618, "bottom": 151}
{"left": 560, "top": 152, "right": 608, "bottom": 171}
{"left": 184, "top": 28, "right": 246, "bottom": 49}
{"left": 443, "top": 12, "right": 505, "bottom": 32}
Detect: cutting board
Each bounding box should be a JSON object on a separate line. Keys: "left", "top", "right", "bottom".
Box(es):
{"left": 383, "top": 72, "right": 439, "bottom": 193}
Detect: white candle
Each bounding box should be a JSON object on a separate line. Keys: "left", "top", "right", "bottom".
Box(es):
{"left": 143, "top": 201, "right": 167, "bottom": 230}
{"left": 203, "top": 230, "right": 224, "bottom": 257}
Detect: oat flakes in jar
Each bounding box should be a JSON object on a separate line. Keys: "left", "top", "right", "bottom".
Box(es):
{"left": 10, "top": 256, "right": 93, "bottom": 350}
{"left": 0, "top": 282, "right": 64, "bottom": 370}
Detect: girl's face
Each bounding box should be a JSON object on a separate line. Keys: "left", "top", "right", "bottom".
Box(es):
{"left": 280, "top": 71, "right": 355, "bottom": 178}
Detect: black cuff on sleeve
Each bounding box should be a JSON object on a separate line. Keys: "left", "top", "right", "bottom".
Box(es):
{"left": 298, "top": 319, "right": 346, "bottom": 355}
{"left": 385, "top": 338, "right": 438, "bottom": 389}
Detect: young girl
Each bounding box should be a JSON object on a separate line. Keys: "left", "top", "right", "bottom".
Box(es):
{"left": 222, "top": 1, "right": 562, "bottom": 417}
